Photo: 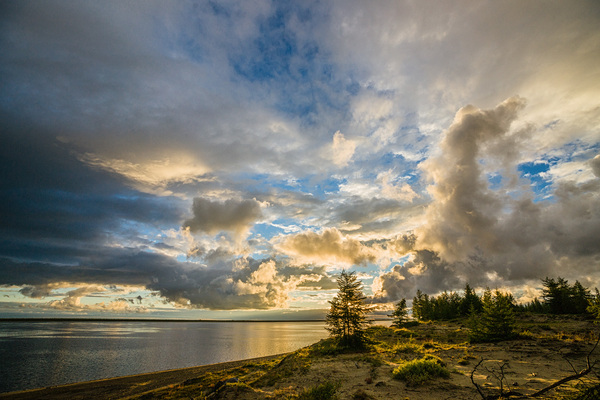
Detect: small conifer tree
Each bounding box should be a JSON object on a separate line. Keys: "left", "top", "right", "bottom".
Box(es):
{"left": 325, "top": 270, "right": 371, "bottom": 347}
{"left": 469, "top": 288, "right": 516, "bottom": 342}
{"left": 390, "top": 298, "right": 408, "bottom": 328}
{"left": 588, "top": 288, "right": 600, "bottom": 323}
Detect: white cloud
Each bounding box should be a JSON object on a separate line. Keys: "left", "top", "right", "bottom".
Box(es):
{"left": 329, "top": 131, "right": 356, "bottom": 167}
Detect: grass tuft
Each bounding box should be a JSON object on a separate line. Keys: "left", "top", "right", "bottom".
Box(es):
{"left": 393, "top": 339, "right": 424, "bottom": 354}
{"left": 298, "top": 381, "right": 340, "bottom": 400}
{"left": 392, "top": 355, "right": 450, "bottom": 385}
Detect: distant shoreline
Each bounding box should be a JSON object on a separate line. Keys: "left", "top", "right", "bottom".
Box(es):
{"left": 0, "top": 317, "right": 326, "bottom": 323}
{"left": 0, "top": 318, "right": 390, "bottom": 322}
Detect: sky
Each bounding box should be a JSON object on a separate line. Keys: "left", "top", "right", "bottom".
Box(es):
{"left": 1, "top": 0, "right": 599, "bottom": 319}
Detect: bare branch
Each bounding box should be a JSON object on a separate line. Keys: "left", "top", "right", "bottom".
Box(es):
{"left": 530, "top": 334, "right": 600, "bottom": 398}
{"left": 561, "top": 354, "right": 578, "bottom": 375}
{"left": 471, "top": 358, "right": 487, "bottom": 400}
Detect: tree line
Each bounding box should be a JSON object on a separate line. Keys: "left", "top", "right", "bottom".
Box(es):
{"left": 401, "top": 277, "right": 598, "bottom": 323}
{"left": 326, "top": 271, "right": 600, "bottom": 347}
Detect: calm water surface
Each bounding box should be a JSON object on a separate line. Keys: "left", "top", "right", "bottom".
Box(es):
{"left": 0, "top": 320, "right": 328, "bottom": 393}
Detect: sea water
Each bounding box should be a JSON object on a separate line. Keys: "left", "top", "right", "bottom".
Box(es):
{"left": 0, "top": 320, "right": 328, "bottom": 393}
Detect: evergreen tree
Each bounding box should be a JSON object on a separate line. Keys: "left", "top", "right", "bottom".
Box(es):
{"left": 572, "top": 281, "right": 591, "bottom": 314}
{"left": 325, "top": 270, "right": 371, "bottom": 347}
{"left": 542, "top": 277, "right": 592, "bottom": 314}
{"left": 470, "top": 288, "right": 516, "bottom": 342}
{"left": 390, "top": 298, "right": 408, "bottom": 328}
{"left": 587, "top": 288, "right": 600, "bottom": 322}
{"left": 412, "top": 290, "right": 432, "bottom": 321}
{"left": 542, "top": 276, "right": 578, "bottom": 314}
{"left": 460, "top": 283, "right": 483, "bottom": 316}
{"left": 518, "top": 297, "right": 545, "bottom": 313}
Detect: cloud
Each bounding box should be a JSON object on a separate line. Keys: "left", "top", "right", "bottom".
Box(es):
{"left": 1, "top": 2, "right": 599, "bottom": 313}
{"left": 183, "top": 198, "right": 263, "bottom": 236}
{"left": 372, "top": 98, "right": 600, "bottom": 303}
{"left": 19, "top": 284, "right": 147, "bottom": 312}
{"left": 589, "top": 155, "right": 600, "bottom": 178}
{"left": 276, "top": 228, "right": 377, "bottom": 266}
{"left": 372, "top": 250, "right": 462, "bottom": 303}
{"left": 416, "top": 96, "right": 527, "bottom": 261}
{"left": 1, "top": 248, "right": 333, "bottom": 311}
{"left": 329, "top": 131, "right": 356, "bottom": 167}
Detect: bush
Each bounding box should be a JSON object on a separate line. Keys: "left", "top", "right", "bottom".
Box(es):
{"left": 393, "top": 339, "right": 423, "bottom": 354}
{"left": 298, "top": 381, "right": 340, "bottom": 400}
{"left": 392, "top": 355, "right": 450, "bottom": 385}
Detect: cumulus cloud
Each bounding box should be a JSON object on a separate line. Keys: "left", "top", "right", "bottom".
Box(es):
{"left": 373, "top": 98, "right": 600, "bottom": 303}
{"left": 416, "top": 96, "right": 527, "bottom": 261}
{"left": 183, "top": 198, "right": 263, "bottom": 236}
{"left": 372, "top": 250, "right": 462, "bottom": 303}
{"left": 276, "top": 228, "right": 378, "bottom": 266}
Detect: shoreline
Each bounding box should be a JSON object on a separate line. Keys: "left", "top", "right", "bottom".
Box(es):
{"left": 0, "top": 318, "right": 326, "bottom": 323}
{"left": 0, "top": 353, "right": 288, "bottom": 400}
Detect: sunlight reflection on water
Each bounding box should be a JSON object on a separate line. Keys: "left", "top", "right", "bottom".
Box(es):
{"left": 0, "top": 321, "right": 329, "bottom": 393}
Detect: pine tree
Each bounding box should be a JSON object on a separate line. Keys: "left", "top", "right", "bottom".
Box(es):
{"left": 390, "top": 298, "right": 408, "bottom": 328}
{"left": 542, "top": 277, "right": 571, "bottom": 314}
{"left": 542, "top": 277, "right": 592, "bottom": 314}
{"left": 572, "top": 280, "right": 591, "bottom": 314}
{"left": 587, "top": 288, "right": 600, "bottom": 322}
{"left": 460, "top": 283, "right": 482, "bottom": 316}
{"left": 412, "top": 290, "right": 432, "bottom": 321}
{"left": 325, "top": 270, "right": 371, "bottom": 347}
{"left": 470, "top": 288, "right": 516, "bottom": 342}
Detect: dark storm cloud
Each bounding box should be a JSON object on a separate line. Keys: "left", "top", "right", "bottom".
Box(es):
{"left": 183, "top": 198, "right": 263, "bottom": 235}
{"left": 0, "top": 118, "right": 186, "bottom": 265}
{"left": 1, "top": 249, "right": 327, "bottom": 310}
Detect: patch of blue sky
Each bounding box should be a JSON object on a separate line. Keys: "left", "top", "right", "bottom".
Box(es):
{"left": 251, "top": 222, "right": 287, "bottom": 241}
{"left": 234, "top": 172, "right": 345, "bottom": 200}
{"left": 518, "top": 161, "right": 553, "bottom": 201}
{"left": 486, "top": 173, "right": 503, "bottom": 191}
{"left": 226, "top": 4, "right": 355, "bottom": 124}
{"left": 544, "top": 140, "right": 600, "bottom": 164}
{"left": 352, "top": 152, "right": 422, "bottom": 188}
{"left": 176, "top": 254, "right": 189, "bottom": 263}
{"left": 392, "top": 254, "right": 413, "bottom": 266}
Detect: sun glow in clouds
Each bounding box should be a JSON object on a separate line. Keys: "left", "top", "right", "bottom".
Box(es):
{"left": 0, "top": 1, "right": 599, "bottom": 318}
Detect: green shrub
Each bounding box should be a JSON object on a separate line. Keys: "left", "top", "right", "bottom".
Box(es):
{"left": 392, "top": 355, "right": 450, "bottom": 385}
{"left": 393, "top": 339, "right": 423, "bottom": 354}
{"left": 298, "top": 381, "right": 340, "bottom": 400}
{"left": 394, "top": 327, "right": 416, "bottom": 338}
{"left": 308, "top": 338, "right": 343, "bottom": 356}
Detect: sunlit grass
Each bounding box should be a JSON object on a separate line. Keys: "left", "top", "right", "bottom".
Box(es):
{"left": 297, "top": 381, "right": 340, "bottom": 400}
{"left": 392, "top": 355, "right": 450, "bottom": 385}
